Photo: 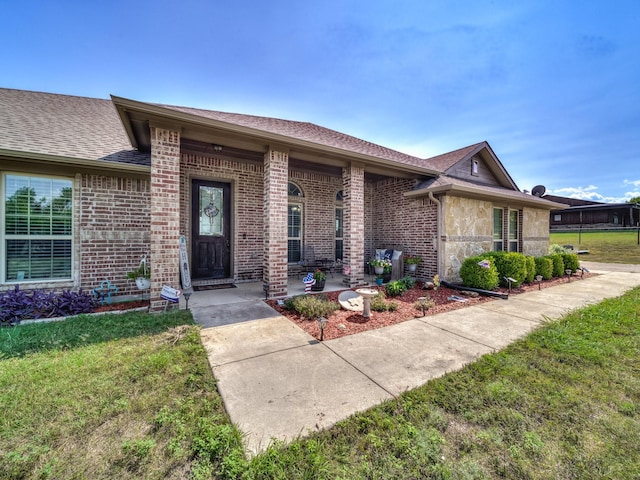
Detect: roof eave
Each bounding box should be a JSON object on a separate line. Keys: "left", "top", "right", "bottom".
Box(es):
{"left": 0, "top": 148, "right": 150, "bottom": 174}
{"left": 111, "top": 95, "right": 441, "bottom": 177}
{"left": 405, "top": 183, "right": 566, "bottom": 210}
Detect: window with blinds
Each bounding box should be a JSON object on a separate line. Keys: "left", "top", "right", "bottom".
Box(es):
{"left": 3, "top": 174, "right": 73, "bottom": 281}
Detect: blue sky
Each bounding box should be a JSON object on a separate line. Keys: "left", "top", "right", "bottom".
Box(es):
{"left": 3, "top": 0, "right": 639, "bottom": 202}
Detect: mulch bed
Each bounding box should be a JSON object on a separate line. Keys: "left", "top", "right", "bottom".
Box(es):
{"left": 93, "top": 300, "right": 150, "bottom": 313}
{"left": 267, "top": 273, "right": 594, "bottom": 341}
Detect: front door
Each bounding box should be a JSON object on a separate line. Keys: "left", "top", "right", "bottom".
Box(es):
{"left": 191, "top": 179, "right": 231, "bottom": 280}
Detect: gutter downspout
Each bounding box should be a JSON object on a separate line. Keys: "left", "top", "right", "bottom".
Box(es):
{"left": 428, "top": 191, "right": 443, "bottom": 278}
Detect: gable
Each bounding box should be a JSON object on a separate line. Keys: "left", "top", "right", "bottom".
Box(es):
{"left": 445, "top": 153, "right": 501, "bottom": 186}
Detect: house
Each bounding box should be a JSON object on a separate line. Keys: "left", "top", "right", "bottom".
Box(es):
{"left": 0, "top": 88, "right": 563, "bottom": 309}
{"left": 543, "top": 194, "right": 640, "bottom": 230}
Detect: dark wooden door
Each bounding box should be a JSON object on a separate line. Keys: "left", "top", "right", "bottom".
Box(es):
{"left": 191, "top": 179, "right": 231, "bottom": 279}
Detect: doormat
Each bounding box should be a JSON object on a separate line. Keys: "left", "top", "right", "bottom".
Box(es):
{"left": 193, "top": 284, "right": 237, "bottom": 291}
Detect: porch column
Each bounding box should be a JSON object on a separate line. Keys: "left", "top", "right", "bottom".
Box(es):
{"left": 263, "top": 148, "right": 289, "bottom": 298}
{"left": 149, "top": 126, "right": 181, "bottom": 311}
{"left": 342, "top": 163, "right": 365, "bottom": 287}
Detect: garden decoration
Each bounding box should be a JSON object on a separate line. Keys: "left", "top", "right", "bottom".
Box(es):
{"left": 355, "top": 287, "right": 378, "bottom": 318}
{"left": 535, "top": 274, "right": 543, "bottom": 290}
{"left": 303, "top": 272, "right": 316, "bottom": 293}
{"left": 93, "top": 279, "right": 118, "bottom": 305}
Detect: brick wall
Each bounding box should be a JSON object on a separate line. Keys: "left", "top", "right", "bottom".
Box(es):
{"left": 180, "top": 153, "right": 265, "bottom": 281}
{"left": 79, "top": 174, "right": 150, "bottom": 295}
{"left": 263, "top": 149, "right": 289, "bottom": 297}
{"left": 342, "top": 164, "right": 365, "bottom": 286}
{"left": 149, "top": 127, "right": 181, "bottom": 310}
{"left": 289, "top": 170, "right": 343, "bottom": 260}
{"left": 369, "top": 178, "right": 438, "bottom": 279}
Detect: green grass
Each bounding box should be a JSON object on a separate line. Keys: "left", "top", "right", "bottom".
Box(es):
{"left": 2, "top": 289, "right": 640, "bottom": 479}
{"left": 550, "top": 230, "right": 640, "bottom": 264}
{"left": 0, "top": 311, "right": 245, "bottom": 479}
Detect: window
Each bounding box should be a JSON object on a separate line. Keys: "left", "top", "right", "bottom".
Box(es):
{"left": 471, "top": 159, "right": 479, "bottom": 176}
{"left": 493, "top": 208, "right": 503, "bottom": 251}
{"left": 508, "top": 210, "right": 519, "bottom": 252}
{"left": 287, "top": 182, "right": 303, "bottom": 263}
{"left": 335, "top": 191, "right": 343, "bottom": 261}
{"left": 554, "top": 214, "right": 561, "bottom": 222}
{"left": 3, "top": 174, "right": 73, "bottom": 282}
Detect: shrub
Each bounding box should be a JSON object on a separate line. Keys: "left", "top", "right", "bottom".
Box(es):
{"left": 385, "top": 280, "right": 407, "bottom": 297}
{"left": 400, "top": 275, "right": 416, "bottom": 289}
{"left": 0, "top": 286, "right": 96, "bottom": 326}
{"left": 490, "top": 252, "right": 527, "bottom": 287}
{"left": 414, "top": 296, "right": 436, "bottom": 314}
{"left": 371, "top": 292, "right": 389, "bottom": 312}
{"left": 561, "top": 253, "right": 580, "bottom": 272}
{"left": 286, "top": 294, "right": 339, "bottom": 319}
{"left": 549, "top": 244, "right": 569, "bottom": 255}
{"left": 459, "top": 256, "right": 499, "bottom": 291}
{"left": 547, "top": 254, "right": 565, "bottom": 277}
{"left": 534, "top": 256, "right": 553, "bottom": 280}
{"left": 524, "top": 256, "right": 536, "bottom": 284}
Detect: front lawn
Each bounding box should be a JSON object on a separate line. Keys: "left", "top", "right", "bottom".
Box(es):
{"left": 2, "top": 287, "right": 639, "bottom": 479}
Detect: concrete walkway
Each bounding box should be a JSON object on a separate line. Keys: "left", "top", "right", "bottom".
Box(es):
{"left": 195, "top": 264, "right": 640, "bottom": 455}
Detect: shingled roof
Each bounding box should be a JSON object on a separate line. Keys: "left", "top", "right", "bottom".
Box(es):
{"left": 0, "top": 88, "right": 148, "bottom": 167}
{"left": 407, "top": 175, "right": 566, "bottom": 209}
{"left": 142, "top": 102, "right": 435, "bottom": 171}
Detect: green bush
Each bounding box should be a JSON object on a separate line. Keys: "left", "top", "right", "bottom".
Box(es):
{"left": 561, "top": 253, "right": 580, "bottom": 272}
{"left": 385, "top": 280, "right": 407, "bottom": 297}
{"left": 547, "top": 254, "right": 564, "bottom": 277}
{"left": 371, "top": 292, "right": 389, "bottom": 312}
{"left": 549, "top": 244, "right": 569, "bottom": 254}
{"left": 400, "top": 275, "right": 416, "bottom": 289}
{"left": 490, "top": 252, "right": 527, "bottom": 286}
{"left": 459, "top": 255, "right": 499, "bottom": 290}
{"left": 286, "top": 294, "right": 339, "bottom": 319}
{"left": 534, "top": 256, "right": 553, "bottom": 280}
{"left": 524, "top": 256, "right": 536, "bottom": 283}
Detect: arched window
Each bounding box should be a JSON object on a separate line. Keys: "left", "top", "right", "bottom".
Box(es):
{"left": 288, "top": 182, "right": 303, "bottom": 262}
{"left": 335, "top": 190, "right": 343, "bottom": 261}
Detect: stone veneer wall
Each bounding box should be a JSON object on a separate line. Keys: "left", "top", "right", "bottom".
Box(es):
{"left": 522, "top": 207, "right": 550, "bottom": 257}
{"left": 441, "top": 195, "right": 493, "bottom": 281}
{"left": 368, "top": 178, "right": 438, "bottom": 279}
{"left": 79, "top": 174, "right": 150, "bottom": 296}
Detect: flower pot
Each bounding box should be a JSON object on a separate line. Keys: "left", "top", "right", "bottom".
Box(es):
{"left": 374, "top": 266, "right": 384, "bottom": 275}
{"left": 135, "top": 277, "right": 151, "bottom": 290}
{"left": 375, "top": 277, "right": 383, "bottom": 286}
{"left": 311, "top": 279, "right": 325, "bottom": 291}
{"left": 407, "top": 263, "right": 417, "bottom": 272}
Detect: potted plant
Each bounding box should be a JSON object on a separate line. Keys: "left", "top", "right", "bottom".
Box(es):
{"left": 311, "top": 269, "right": 327, "bottom": 291}
{"left": 404, "top": 255, "right": 422, "bottom": 272}
{"left": 369, "top": 258, "right": 391, "bottom": 276}
{"left": 126, "top": 256, "right": 150, "bottom": 290}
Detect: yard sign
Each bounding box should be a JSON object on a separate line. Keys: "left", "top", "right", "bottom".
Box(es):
{"left": 179, "top": 236, "right": 192, "bottom": 290}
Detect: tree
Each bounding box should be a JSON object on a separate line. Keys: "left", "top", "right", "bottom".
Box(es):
{"left": 627, "top": 196, "right": 640, "bottom": 204}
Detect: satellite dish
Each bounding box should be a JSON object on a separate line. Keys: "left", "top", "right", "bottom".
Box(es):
{"left": 532, "top": 185, "right": 546, "bottom": 197}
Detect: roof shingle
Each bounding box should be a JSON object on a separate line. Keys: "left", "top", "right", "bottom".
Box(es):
{"left": 0, "top": 88, "right": 148, "bottom": 166}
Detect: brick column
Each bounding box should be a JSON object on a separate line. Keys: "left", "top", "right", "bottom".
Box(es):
{"left": 149, "top": 126, "right": 181, "bottom": 311}
{"left": 263, "top": 148, "right": 289, "bottom": 298}
{"left": 342, "top": 163, "right": 365, "bottom": 287}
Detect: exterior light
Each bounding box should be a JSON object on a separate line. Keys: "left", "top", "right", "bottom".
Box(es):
{"left": 316, "top": 317, "right": 328, "bottom": 341}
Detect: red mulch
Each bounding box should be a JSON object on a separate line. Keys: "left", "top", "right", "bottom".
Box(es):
{"left": 266, "top": 273, "right": 594, "bottom": 341}
{"left": 93, "top": 300, "right": 150, "bottom": 313}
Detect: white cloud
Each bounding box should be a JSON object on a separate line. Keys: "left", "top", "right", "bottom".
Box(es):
{"left": 548, "top": 185, "right": 638, "bottom": 203}
{"left": 624, "top": 179, "right": 640, "bottom": 187}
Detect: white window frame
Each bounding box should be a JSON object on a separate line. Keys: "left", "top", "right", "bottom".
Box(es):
{"left": 508, "top": 209, "right": 520, "bottom": 252}
{"left": 493, "top": 208, "right": 504, "bottom": 251}
{"left": 287, "top": 182, "right": 304, "bottom": 264}
{"left": 335, "top": 190, "right": 343, "bottom": 261}
{"left": 1, "top": 172, "right": 74, "bottom": 283}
